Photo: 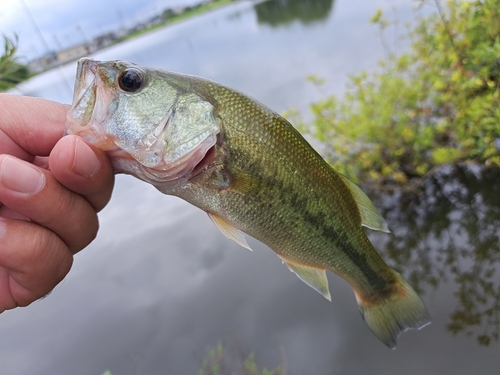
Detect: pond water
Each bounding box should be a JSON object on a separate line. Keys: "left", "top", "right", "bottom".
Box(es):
{"left": 2, "top": 0, "right": 500, "bottom": 374}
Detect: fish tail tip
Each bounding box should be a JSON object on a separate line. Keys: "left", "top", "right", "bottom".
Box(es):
{"left": 355, "top": 274, "right": 431, "bottom": 349}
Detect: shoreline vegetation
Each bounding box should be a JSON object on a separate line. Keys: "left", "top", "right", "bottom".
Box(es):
{"left": 286, "top": 0, "right": 500, "bottom": 186}
{"left": 0, "top": 35, "right": 31, "bottom": 91}
{"left": 125, "top": 0, "right": 236, "bottom": 40}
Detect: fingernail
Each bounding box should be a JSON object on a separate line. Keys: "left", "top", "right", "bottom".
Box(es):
{"left": 0, "top": 156, "right": 45, "bottom": 194}
{"left": 72, "top": 137, "right": 100, "bottom": 177}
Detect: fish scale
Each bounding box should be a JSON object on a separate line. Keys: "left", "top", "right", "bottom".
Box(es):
{"left": 66, "top": 58, "right": 431, "bottom": 348}
{"left": 192, "top": 84, "right": 381, "bottom": 280}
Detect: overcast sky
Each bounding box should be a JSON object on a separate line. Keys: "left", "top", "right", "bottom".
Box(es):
{"left": 0, "top": 0, "right": 202, "bottom": 60}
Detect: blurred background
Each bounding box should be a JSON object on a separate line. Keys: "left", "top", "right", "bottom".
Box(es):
{"left": 1, "top": 0, "right": 499, "bottom": 374}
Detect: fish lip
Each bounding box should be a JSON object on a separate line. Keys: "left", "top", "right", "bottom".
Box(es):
{"left": 66, "top": 58, "right": 99, "bottom": 133}
{"left": 66, "top": 58, "right": 120, "bottom": 150}
{"left": 73, "top": 58, "right": 98, "bottom": 103}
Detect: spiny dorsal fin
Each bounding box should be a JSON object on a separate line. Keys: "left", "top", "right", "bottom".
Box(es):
{"left": 207, "top": 212, "right": 252, "bottom": 251}
{"left": 278, "top": 255, "right": 331, "bottom": 301}
{"left": 337, "top": 173, "right": 390, "bottom": 233}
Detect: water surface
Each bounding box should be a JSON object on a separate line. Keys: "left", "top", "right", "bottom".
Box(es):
{"left": 2, "top": 1, "right": 499, "bottom": 374}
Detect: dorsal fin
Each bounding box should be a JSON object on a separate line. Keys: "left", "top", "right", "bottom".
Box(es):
{"left": 278, "top": 255, "right": 331, "bottom": 301}
{"left": 337, "top": 173, "right": 390, "bottom": 233}
{"left": 208, "top": 212, "right": 252, "bottom": 251}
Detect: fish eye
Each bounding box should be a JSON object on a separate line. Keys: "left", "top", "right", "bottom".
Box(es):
{"left": 118, "top": 68, "right": 144, "bottom": 92}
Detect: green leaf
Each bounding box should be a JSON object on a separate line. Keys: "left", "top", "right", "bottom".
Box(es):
{"left": 296, "top": 0, "right": 500, "bottom": 184}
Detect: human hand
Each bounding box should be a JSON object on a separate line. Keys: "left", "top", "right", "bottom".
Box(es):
{"left": 0, "top": 94, "right": 114, "bottom": 312}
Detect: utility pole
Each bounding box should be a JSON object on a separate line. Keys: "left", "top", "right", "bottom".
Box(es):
{"left": 76, "top": 24, "right": 89, "bottom": 44}
{"left": 19, "top": 0, "right": 51, "bottom": 54}
{"left": 53, "top": 34, "right": 63, "bottom": 51}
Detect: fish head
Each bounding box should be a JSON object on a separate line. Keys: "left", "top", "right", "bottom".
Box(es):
{"left": 66, "top": 58, "right": 220, "bottom": 191}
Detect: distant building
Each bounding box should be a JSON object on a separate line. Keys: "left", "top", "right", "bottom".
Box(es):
{"left": 56, "top": 43, "right": 90, "bottom": 65}
{"left": 115, "top": 28, "right": 128, "bottom": 39}
{"left": 173, "top": 6, "right": 186, "bottom": 15}
{"left": 146, "top": 15, "right": 162, "bottom": 27}
{"left": 27, "top": 52, "right": 57, "bottom": 73}
{"left": 89, "top": 32, "right": 117, "bottom": 52}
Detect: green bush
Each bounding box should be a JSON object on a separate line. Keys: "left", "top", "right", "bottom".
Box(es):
{"left": 294, "top": 0, "right": 500, "bottom": 184}
{"left": 0, "top": 35, "right": 30, "bottom": 92}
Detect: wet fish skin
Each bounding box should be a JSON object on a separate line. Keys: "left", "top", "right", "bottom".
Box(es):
{"left": 67, "top": 58, "right": 430, "bottom": 348}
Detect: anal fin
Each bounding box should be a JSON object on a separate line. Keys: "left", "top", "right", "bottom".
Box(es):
{"left": 278, "top": 255, "right": 331, "bottom": 301}
{"left": 208, "top": 212, "right": 252, "bottom": 251}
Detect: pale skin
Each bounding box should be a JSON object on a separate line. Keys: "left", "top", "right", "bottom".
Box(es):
{"left": 0, "top": 94, "right": 115, "bottom": 313}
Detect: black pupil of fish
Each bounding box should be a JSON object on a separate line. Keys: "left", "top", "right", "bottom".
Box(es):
{"left": 119, "top": 69, "right": 143, "bottom": 92}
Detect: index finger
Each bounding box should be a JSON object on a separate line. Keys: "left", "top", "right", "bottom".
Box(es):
{"left": 0, "top": 94, "right": 69, "bottom": 160}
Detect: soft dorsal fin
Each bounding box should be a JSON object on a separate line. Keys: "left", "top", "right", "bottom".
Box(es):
{"left": 337, "top": 173, "right": 390, "bottom": 233}
{"left": 207, "top": 212, "right": 252, "bottom": 251}
{"left": 278, "top": 255, "right": 331, "bottom": 301}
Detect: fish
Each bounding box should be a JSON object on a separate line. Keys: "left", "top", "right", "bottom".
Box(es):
{"left": 66, "top": 58, "right": 431, "bottom": 348}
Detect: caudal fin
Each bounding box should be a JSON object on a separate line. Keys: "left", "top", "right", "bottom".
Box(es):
{"left": 356, "top": 272, "right": 431, "bottom": 349}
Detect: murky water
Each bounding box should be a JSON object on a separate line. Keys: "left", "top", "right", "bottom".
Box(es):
{"left": 1, "top": 1, "right": 499, "bottom": 374}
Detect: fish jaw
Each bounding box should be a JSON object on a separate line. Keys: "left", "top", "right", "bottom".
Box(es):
{"left": 66, "top": 58, "right": 118, "bottom": 151}
{"left": 66, "top": 58, "right": 220, "bottom": 191}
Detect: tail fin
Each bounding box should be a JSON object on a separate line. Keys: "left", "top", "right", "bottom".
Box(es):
{"left": 355, "top": 272, "right": 431, "bottom": 349}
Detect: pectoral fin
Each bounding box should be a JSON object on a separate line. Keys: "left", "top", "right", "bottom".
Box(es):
{"left": 278, "top": 256, "right": 331, "bottom": 301}
{"left": 208, "top": 212, "right": 252, "bottom": 251}
{"left": 338, "top": 173, "right": 390, "bottom": 233}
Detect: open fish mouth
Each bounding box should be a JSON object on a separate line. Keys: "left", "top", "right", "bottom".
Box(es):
{"left": 66, "top": 59, "right": 122, "bottom": 152}
{"left": 69, "top": 58, "right": 98, "bottom": 128}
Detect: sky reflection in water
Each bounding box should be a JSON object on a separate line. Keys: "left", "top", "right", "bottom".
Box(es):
{"left": 1, "top": 1, "right": 499, "bottom": 374}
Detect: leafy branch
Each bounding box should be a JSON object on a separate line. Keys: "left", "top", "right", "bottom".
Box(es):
{"left": 0, "top": 34, "right": 30, "bottom": 91}
{"left": 291, "top": 0, "right": 500, "bottom": 185}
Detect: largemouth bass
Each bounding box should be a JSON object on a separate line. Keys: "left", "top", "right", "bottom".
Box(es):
{"left": 66, "top": 58, "right": 430, "bottom": 348}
